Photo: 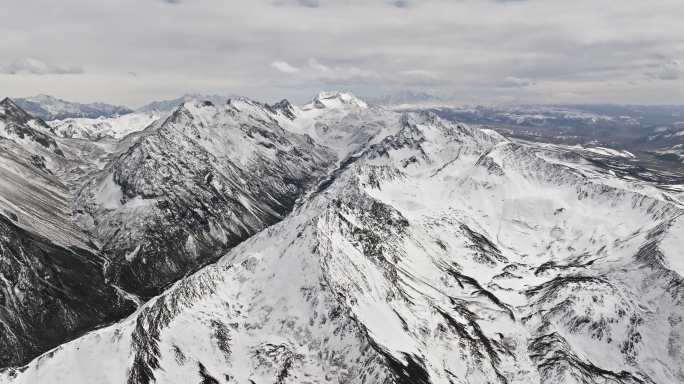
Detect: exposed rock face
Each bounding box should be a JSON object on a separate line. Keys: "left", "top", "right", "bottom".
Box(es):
{"left": 0, "top": 214, "right": 134, "bottom": 367}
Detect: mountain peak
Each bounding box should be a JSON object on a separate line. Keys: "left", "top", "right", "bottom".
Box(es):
{"left": 0, "top": 96, "right": 18, "bottom": 108}
{"left": 308, "top": 91, "right": 368, "bottom": 110}
{"left": 271, "top": 99, "right": 298, "bottom": 120}
{"left": 29, "top": 94, "right": 59, "bottom": 102}
{"left": 138, "top": 94, "right": 233, "bottom": 113}
{"left": 1, "top": 97, "right": 35, "bottom": 123}
{"left": 271, "top": 98, "right": 293, "bottom": 110}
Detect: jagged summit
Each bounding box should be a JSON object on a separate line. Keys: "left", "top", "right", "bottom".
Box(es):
{"left": 0, "top": 96, "right": 60, "bottom": 152}
{"left": 0, "top": 96, "right": 16, "bottom": 106}
{"left": 270, "top": 99, "right": 298, "bottom": 120}
{"left": 1, "top": 97, "right": 34, "bottom": 122}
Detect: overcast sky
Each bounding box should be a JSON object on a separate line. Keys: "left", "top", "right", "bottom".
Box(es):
{"left": 1, "top": 0, "right": 683, "bottom": 107}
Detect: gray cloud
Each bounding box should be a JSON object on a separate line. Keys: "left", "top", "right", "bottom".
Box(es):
{"left": 646, "top": 59, "right": 682, "bottom": 80}
{"left": 0, "top": 0, "right": 682, "bottom": 106}
{"left": 500, "top": 76, "right": 535, "bottom": 88}
{"left": 272, "top": 0, "right": 319, "bottom": 7}
{"left": 387, "top": 0, "right": 411, "bottom": 8}
{"left": 298, "top": 0, "right": 320, "bottom": 7}
{"left": 0, "top": 58, "right": 83, "bottom": 75}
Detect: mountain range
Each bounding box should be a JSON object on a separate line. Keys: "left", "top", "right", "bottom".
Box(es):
{"left": 16, "top": 93, "right": 684, "bottom": 168}
{"left": 0, "top": 92, "right": 682, "bottom": 384}
{"left": 14, "top": 95, "right": 133, "bottom": 121}
{"left": 408, "top": 104, "right": 684, "bottom": 167}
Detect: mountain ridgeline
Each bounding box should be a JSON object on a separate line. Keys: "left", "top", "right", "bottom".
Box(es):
{"left": 0, "top": 92, "right": 682, "bottom": 384}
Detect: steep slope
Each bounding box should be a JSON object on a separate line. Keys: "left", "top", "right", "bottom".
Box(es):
{"left": 0, "top": 98, "right": 61, "bottom": 156}
{"left": 15, "top": 95, "right": 132, "bottom": 120}
{"left": 74, "top": 98, "right": 336, "bottom": 297}
{"left": 4, "top": 108, "right": 681, "bottom": 383}
{"left": 0, "top": 99, "right": 135, "bottom": 368}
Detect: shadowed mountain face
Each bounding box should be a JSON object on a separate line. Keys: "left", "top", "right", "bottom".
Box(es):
{"left": 0, "top": 93, "right": 682, "bottom": 383}
{"left": 0, "top": 214, "right": 135, "bottom": 367}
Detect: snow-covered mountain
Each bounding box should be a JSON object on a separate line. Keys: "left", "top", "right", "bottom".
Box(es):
{"left": 275, "top": 92, "right": 399, "bottom": 160}
{"left": 14, "top": 95, "right": 133, "bottom": 120}
{"left": 0, "top": 98, "right": 60, "bottom": 156}
{"left": 1, "top": 91, "right": 682, "bottom": 384}
{"left": 137, "top": 94, "right": 236, "bottom": 113}
{"left": 74, "top": 97, "right": 337, "bottom": 297}
{"left": 49, "top": 112, "right": 163, "bottom": 140}
{"left": 0, "top": 98, "right": 135, "bottom": 367}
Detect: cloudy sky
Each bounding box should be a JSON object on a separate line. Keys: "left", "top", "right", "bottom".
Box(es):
{"left": 1, "top": 0, "right": 683, "bottom": 107}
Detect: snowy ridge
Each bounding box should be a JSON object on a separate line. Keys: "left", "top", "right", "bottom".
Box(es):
{"left": 2, "top": 97, "right": 682, "bottom": 383}
{"left": 73, "top": 97, "right": 336, "bottom": 297}
{"left": 49, "top": 112, "right": 163, "bottom": 140}
{"left": 137, "top": 94, "right": 237, "bottom": 113}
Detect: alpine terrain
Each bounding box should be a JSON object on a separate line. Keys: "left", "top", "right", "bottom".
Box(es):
{"left": 0, "top": 92, "right": 682, "bottom": 384}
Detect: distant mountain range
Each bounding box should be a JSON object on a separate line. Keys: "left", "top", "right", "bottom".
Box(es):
{"left": 365, "top": 90, "right": 443, "bottom": 106}
{"left": 136, "top": 93, "right": 238, "bottom": 113}
{"left": 13, "top": 93, "right": 684, "bottom": 166}
{"left": 13, "top": 94, "right": 239, "bottom": 121}
{"left": 14, "top": 95, "right": 133, "bottom": 121}
{"left": 398, "top": 104, "right": 684, "bottom": 166}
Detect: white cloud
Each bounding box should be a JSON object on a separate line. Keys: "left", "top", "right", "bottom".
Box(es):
{"left": 272, "top": 58, "right": 378, "bottom": 83}
{"left": 1, "top": 58, "right": 83, "bottom": 75}
{"left": 271, "top": 60, "right": 300, "bottom": 74}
